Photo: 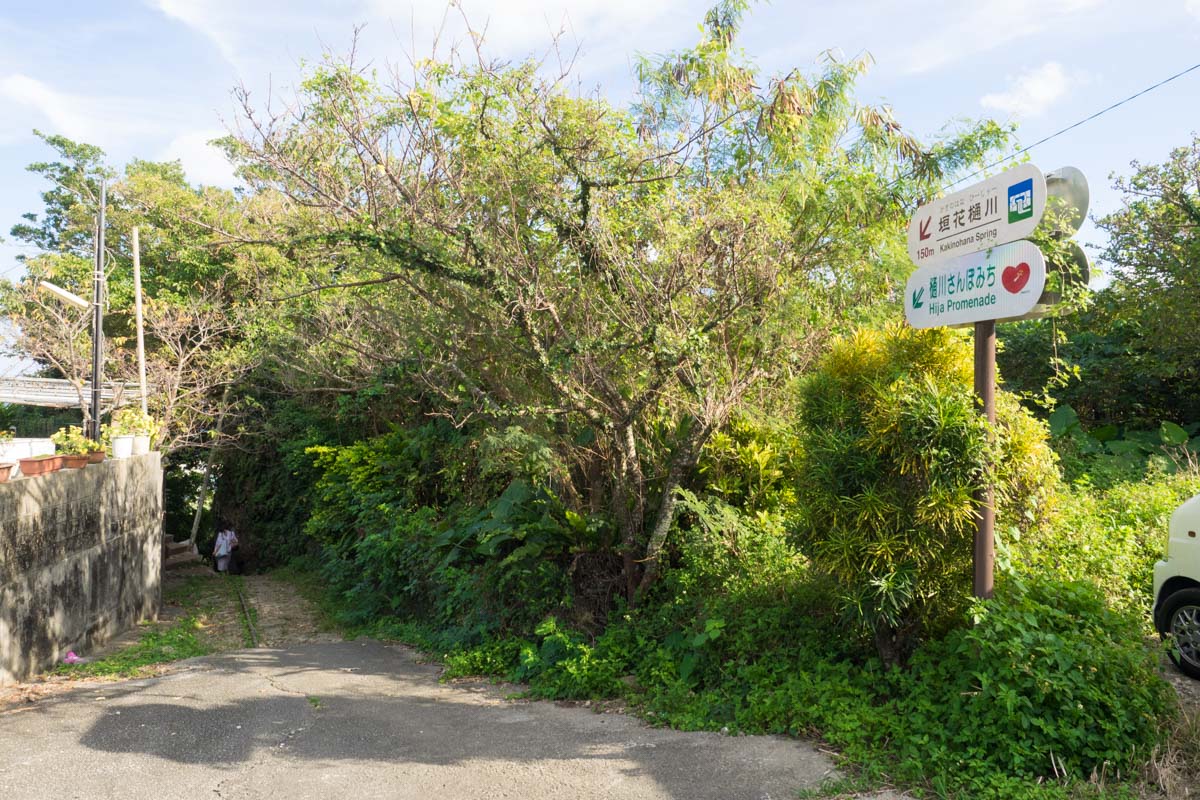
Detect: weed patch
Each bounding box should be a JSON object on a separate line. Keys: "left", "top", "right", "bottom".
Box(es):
{"left": 54, "top": 616, "right": 210, "bottom": 679}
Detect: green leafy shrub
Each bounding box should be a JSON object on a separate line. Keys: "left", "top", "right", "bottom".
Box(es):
{"left": 435, "top": 479, "right": 599, "bottom": 635}
{"left": 443, "top": 637, "right": 530, "bottom": 678}
{"left": 301, "top": 421, "right": 610, "bottom": 644}
{"left": 330, "top": 507, "right": 444, "bottom": 623}
{"left": 793, "top": 325, "right": 1060, "bottom": 661}
{"left": 1047, "top": 403, "right": 1200, "bottom": 488}
{"left": 1015, "top": 469, "right": 1200, "bottom": 616}
{"left": 698, "top": 415, "right": 801, "bottom": 516}
{"left": 305, "top": 420, "right": 468, "bottom": 549}
{"left": 885, "top": 576, "right": 1176, "bottom": 789}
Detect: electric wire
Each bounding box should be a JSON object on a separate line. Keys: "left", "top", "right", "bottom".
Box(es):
{"left": 941, "top": 61, "right": 1200, "bottom": 192}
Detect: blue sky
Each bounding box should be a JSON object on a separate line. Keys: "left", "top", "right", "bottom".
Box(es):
{"left": 1, "top": 0, "right": 1199, "bottom": 373}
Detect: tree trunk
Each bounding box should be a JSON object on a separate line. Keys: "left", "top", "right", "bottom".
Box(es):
{"left": 635, "top": 446, "right": 695, "bottom": 599}
{"left": 188, "top": 441, "right": 219, "bottom": 549}
{"left": 614, "top": 423, "right": 645, "bottom": 603}
{"left": 873, "top": 624, "right": 903, "bottom": 668}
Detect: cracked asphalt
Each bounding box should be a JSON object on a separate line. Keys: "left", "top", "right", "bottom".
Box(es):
{"left": 0, "top": 640, "right": 840, "bottom": 799}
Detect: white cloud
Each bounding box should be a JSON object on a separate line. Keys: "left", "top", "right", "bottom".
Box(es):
{"left": 148, "top": 0, "right": 349, "bottom": 74}
{"left": 893, "top": 0, "right": 1106, "bottom": 74}
{"left": 161, "top": 130, "right": 238, "bottom": 188}
{"left": 980, "top": 62, "right": 1084, "bottom": 118}
{"left": 0, "top": 74, "right": 99, "bottom": 141}
{"left": 149, "top": 0, "right": 240, "bottom": 67}
{"left": 367, "top": 0, "right": 692, "bottom": 58}
{"left": 145, "top": 0, "right": 700, "bottom": 110}
{"left": 0, "top": 73, "right": 176, "bottom": 145}
{"left": 1187, "top": 0, "right": 1200, "bottom": 20}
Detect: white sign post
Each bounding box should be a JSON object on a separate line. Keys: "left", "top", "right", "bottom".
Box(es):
{"left": 904, "top": 164, "right": 1088, "bottom": 601}
{"left": 903, "top": 163, "right": 1051, "bottom": 604}
{"left": 904, "top": 240, "right": 1046, "bottom": 329}
{"left": 906, "top": 163, "right": 1046, "bottom": 269}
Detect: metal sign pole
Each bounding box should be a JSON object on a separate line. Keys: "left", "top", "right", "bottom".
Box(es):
{"left": 903, "top": 164, "right": 1089, "bottom": 603}
{"left": 973, "top": 319, "right": 996, "bottom": 599}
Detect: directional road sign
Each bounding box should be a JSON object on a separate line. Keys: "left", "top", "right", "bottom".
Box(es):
{"left": 906, "top": 163, "right": 1046, "bottom": 269}
{"left": 905, "top": 240, "right": 1046, "bottom": 329}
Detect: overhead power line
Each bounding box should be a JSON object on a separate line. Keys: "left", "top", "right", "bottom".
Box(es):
{"left": 943, "top": 60, "right": 1200, "bottom": 192}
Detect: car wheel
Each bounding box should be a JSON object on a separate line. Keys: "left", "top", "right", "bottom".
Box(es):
{"left": 1160, "top": 588, "right": 1200, "bottom": 680}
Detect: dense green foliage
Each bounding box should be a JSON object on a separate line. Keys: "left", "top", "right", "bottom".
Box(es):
{"left": 273, "top": 324, "right": 1183, "bottom": 799}
{"left": 207, "top": 4, "right": 1009, "bottom": 604}
{"left": 6, "top": 6, "right": 1199, "bottom": 799}
{"left": 290, "top": 418, "right": 622, "bottom": 648}
{"left": 1017, "top": 469, "right": 1200, "bottom": 617}
{"left": 1001, "top": 135, "right": 1200, "bottom": 429}
{"left": 304, "top": 485, "right": 1176, "bottom": 798}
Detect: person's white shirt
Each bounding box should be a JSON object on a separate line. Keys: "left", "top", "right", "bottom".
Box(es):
{"left": 215, "top": 529, "right": 238, "bottom": 558}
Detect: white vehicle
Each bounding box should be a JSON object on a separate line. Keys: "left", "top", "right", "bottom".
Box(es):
{"left": 1153, "top": 494, "right": 1200, "bottom": 680}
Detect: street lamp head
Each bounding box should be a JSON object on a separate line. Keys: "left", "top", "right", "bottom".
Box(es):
{"left": 37, "top": 280, "right": 90, "bottom": 310}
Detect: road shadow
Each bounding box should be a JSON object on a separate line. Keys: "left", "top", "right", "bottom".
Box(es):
{"left": 72, "top": 640, "right": 831, "bottom": 799}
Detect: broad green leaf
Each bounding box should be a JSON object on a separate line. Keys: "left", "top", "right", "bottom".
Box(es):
{"left": 1160, "top": 420, "right": 1189, "bottom": 446}
{"left": 1048, "top": 405, "right": 1079, "bottom": 437}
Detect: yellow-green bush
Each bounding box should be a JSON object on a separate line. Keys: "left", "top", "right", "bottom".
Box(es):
{"left": 793, "top": 324, "right": 1060, "bottom": 661}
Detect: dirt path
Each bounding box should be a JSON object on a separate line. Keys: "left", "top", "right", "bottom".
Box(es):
{"left": 239, "top": 574, "right": 341, "bottom": 648}
{"left": 0, "top": 569, "right": 339, "bottom": 708}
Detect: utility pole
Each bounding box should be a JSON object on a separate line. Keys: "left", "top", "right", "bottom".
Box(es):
{"left": 132, "top": 226, "right": 148, "bottom": 414}
{"left": 89, "top": 181, "right": 106, "bottom": 442}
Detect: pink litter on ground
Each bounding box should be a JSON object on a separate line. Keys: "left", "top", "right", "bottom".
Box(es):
{"left": 63, "top": 651, "right": 80, "bottom": 664}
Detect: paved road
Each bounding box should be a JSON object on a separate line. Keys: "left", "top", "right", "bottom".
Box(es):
{"left": 0, "top": 640, "right": 839, "bottom": 799}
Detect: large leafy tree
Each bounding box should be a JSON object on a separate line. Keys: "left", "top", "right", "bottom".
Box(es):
{"left": 221, "top": 4, "right": 1007, "bottom": 599}
{"left": 1102, "top": 136, "right": 1200, "bottom": 329}
{"left": 1096, "top": 136, "right": 1200, "bottom": 412}
{"left": 1000, "top": 136, "right": 1200, "bottom": 427}
{"left": 1, "top": 134, "right": 257, "bottom": 452}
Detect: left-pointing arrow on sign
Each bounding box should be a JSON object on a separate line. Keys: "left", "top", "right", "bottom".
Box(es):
{"left": 911, "top": 286, "right": 925, "bottom": 309}
{"left": 918, "top": 217, "right": 932, "bottom": 241}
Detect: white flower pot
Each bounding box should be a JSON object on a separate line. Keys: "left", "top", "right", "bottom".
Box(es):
{"left": 133, "top": 434, "right": 151, "bottom": 455}
{"left": 112, "top": 435, "right": 134, "bottom": 459}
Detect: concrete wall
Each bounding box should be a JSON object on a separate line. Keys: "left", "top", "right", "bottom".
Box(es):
{"left": 0, "top": 454, "right": 163, "bottom": 684}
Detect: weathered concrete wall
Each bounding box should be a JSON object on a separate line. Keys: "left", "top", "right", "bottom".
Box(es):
{"left": 0, "top": 454, "right": 162, "bottom": 684}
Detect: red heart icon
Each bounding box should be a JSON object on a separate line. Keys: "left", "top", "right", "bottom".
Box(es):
{"left": 1002, "top": 262, "right": 1030, "bottom": 293}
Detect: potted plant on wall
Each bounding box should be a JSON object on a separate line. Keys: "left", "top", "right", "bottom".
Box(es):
{"left": 111, "top": 408, "right": 156, "bottom": 456}
{"left": 51, "top": 426, "right": 97, "bottom": 469}
{"left": 17, "top": 452, "right": 61, "bottom": 476}
{"left": 103, "top": 422, "right": 133, "bottom": 460}
{"left": 85, "top": 435, "right": 105, "bottom": 463}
